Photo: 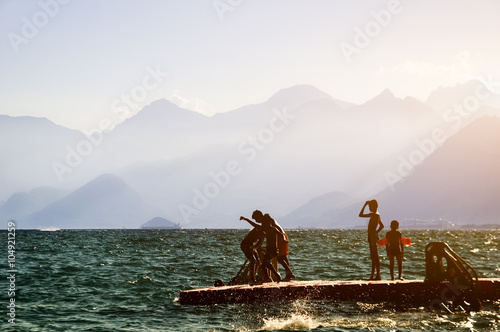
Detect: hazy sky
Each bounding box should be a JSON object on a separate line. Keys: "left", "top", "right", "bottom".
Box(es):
{"left": 1, "top": 0, "right": 499, "bottom": 132}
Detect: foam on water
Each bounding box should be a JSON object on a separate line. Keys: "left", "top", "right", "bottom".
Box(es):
{"left": 261, "top": 313, "right": 320, "bottom": 331}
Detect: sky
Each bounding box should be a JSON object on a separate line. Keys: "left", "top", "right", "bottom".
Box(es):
{"left": 1, "top": 0, "right": 499, "bottom": 132}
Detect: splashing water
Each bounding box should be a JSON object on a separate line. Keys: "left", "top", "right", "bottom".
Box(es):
{"left": 261, "top": 313, "right": 320, "bottom": 331}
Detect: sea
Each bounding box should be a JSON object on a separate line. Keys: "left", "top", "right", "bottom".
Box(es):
{"left": 1, "top": 228, "right": 499, "bottom": 331}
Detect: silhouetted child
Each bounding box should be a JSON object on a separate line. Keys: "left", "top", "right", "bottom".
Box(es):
{"left": 241, "top": 210, "right": 286, "bottom": 282}
{"left": 265, "top": 214, "right": 295, "bottom": 281}
{"left": 359, "top": 199, "right": 384, "bottom": 280}
{"left": 386, "top": 220, "right": 404, "bottom": 280}
{"left": 239, "top": 221, "right": 265, "bottom": 284}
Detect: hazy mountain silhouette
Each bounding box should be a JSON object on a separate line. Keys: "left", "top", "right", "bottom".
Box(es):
{"left": 207, "top": 85, "right": 347, "bottom": 143}
{"left": 280, "top": 191, "right": 357, "bottom": 228}
{"left": 0, "top": 187, "right": 68, "bottom": 221}
{"left": 90, "top": 99, "right": 211, "bottom": 170}
{"left": 89, "top": 86, "right": 346, "bottom": 173}
{"left": 425, "top": 79, "right": 500, "bottom": 115}
{"left": 2, "top": 82, "right": 499, "bottom": 228}
{"left": 115, "top": 87, "right": 447, "bottom": 228}
{"left": 266, "top": 84, "right": 351, "bottom": 109}
{"left": 375, "top": 115, "right": 500, "bottom": 225}
{"left": 282, "top": 115, "right": 500, "bottom": 228}
{"left": 0, "top": 115, "right": 86, "bottom": 197}
{"left": 21, "top": 174, "right": 163, "bottom": 229}
{"left": 141, "top": 217, "right": 181, "bottom": 229}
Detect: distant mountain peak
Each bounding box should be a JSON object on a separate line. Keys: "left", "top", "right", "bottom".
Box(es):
{"left": 359, "top": 87, "right": 393, "bottom": 104}
{"left": 22, "top": 172, "right": 161, "bottom": 229}
{"left": 271, "top": 84, "right": 332, "bottom": 98}
{"left": 374, "top": 88, "right": 396, "bottom": 100}
{"left": 266, "top": 84, "right": 333, "bottom": 105}
{"left": 137, "top": 98, "right": 190, "bottom": 116}
{"left": 114, "top": 98, "right": 208, "bottom": 131}
{"left": 128, "top": 98, "right": 207, "bottom": 117}
{"left": 357, "top": 88, "right": 398, "bottom": 109}
{"left": 264, "top": 84, "right": 357, "bottom": 111}
{"left": 380, "top": 88, "right": 395, "bottom": 97}
{"left": 141, "top": 217, "right": 181, "bottom": 229}
{"left": 75, "top": 173, "right": 134, "bottom": 197}
{"left": 146, "top": 98, "right": 177, "bottom": 108}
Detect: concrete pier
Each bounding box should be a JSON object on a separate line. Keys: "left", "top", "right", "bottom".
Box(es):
{"left": 179, "top": 278, "right": 500, "bottom": 306}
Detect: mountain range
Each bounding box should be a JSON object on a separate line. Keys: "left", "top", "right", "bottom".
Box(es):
{"left": 1, "top": 81, "right": 499, "bottom": 228}
{"left": 21, "top": 174, "right": 162, "bottom": 229}
{"left": 281, "top": 114, "right": 500, "bottom": 228}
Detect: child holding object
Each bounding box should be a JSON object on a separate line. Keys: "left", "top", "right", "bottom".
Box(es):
{"left": 379, "top": 220, "right": 410, "bottom": 280}
{"left": 359, "top": 199, "right": 384, "bottom": 280}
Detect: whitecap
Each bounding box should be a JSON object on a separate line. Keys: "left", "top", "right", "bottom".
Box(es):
{"left": 261, "top": 313, "right": 320, "bottom": 331}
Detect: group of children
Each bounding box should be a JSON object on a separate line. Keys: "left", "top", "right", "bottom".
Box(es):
{"left": 240, "top": 210, "right": 295, "bottom": 284}
{"left": 239, "top": 200, "right": 407, "bottom": 283}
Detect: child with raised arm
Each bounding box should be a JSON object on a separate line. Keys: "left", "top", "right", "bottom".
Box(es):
{"left": 359, "top": 199, "right": 384, "bottom": 280}
{"left": 386, "top": 220, "right": 404, "bottom": 280}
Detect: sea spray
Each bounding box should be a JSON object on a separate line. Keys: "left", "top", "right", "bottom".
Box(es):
{"left": 261, "top": 313, "right": 319, "bottom": 331}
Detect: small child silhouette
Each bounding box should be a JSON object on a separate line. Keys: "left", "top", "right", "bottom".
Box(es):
{"left": 385, "top": 220, "right": 404, "bottom": 280}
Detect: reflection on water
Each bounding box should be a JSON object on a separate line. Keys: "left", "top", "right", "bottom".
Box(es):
{"left": 0, "top": 229, "right": 499, "bottom": 331}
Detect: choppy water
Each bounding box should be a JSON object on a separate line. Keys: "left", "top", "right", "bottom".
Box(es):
{"left": 1, "top": 229, "right": 499, "bottom": 331}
